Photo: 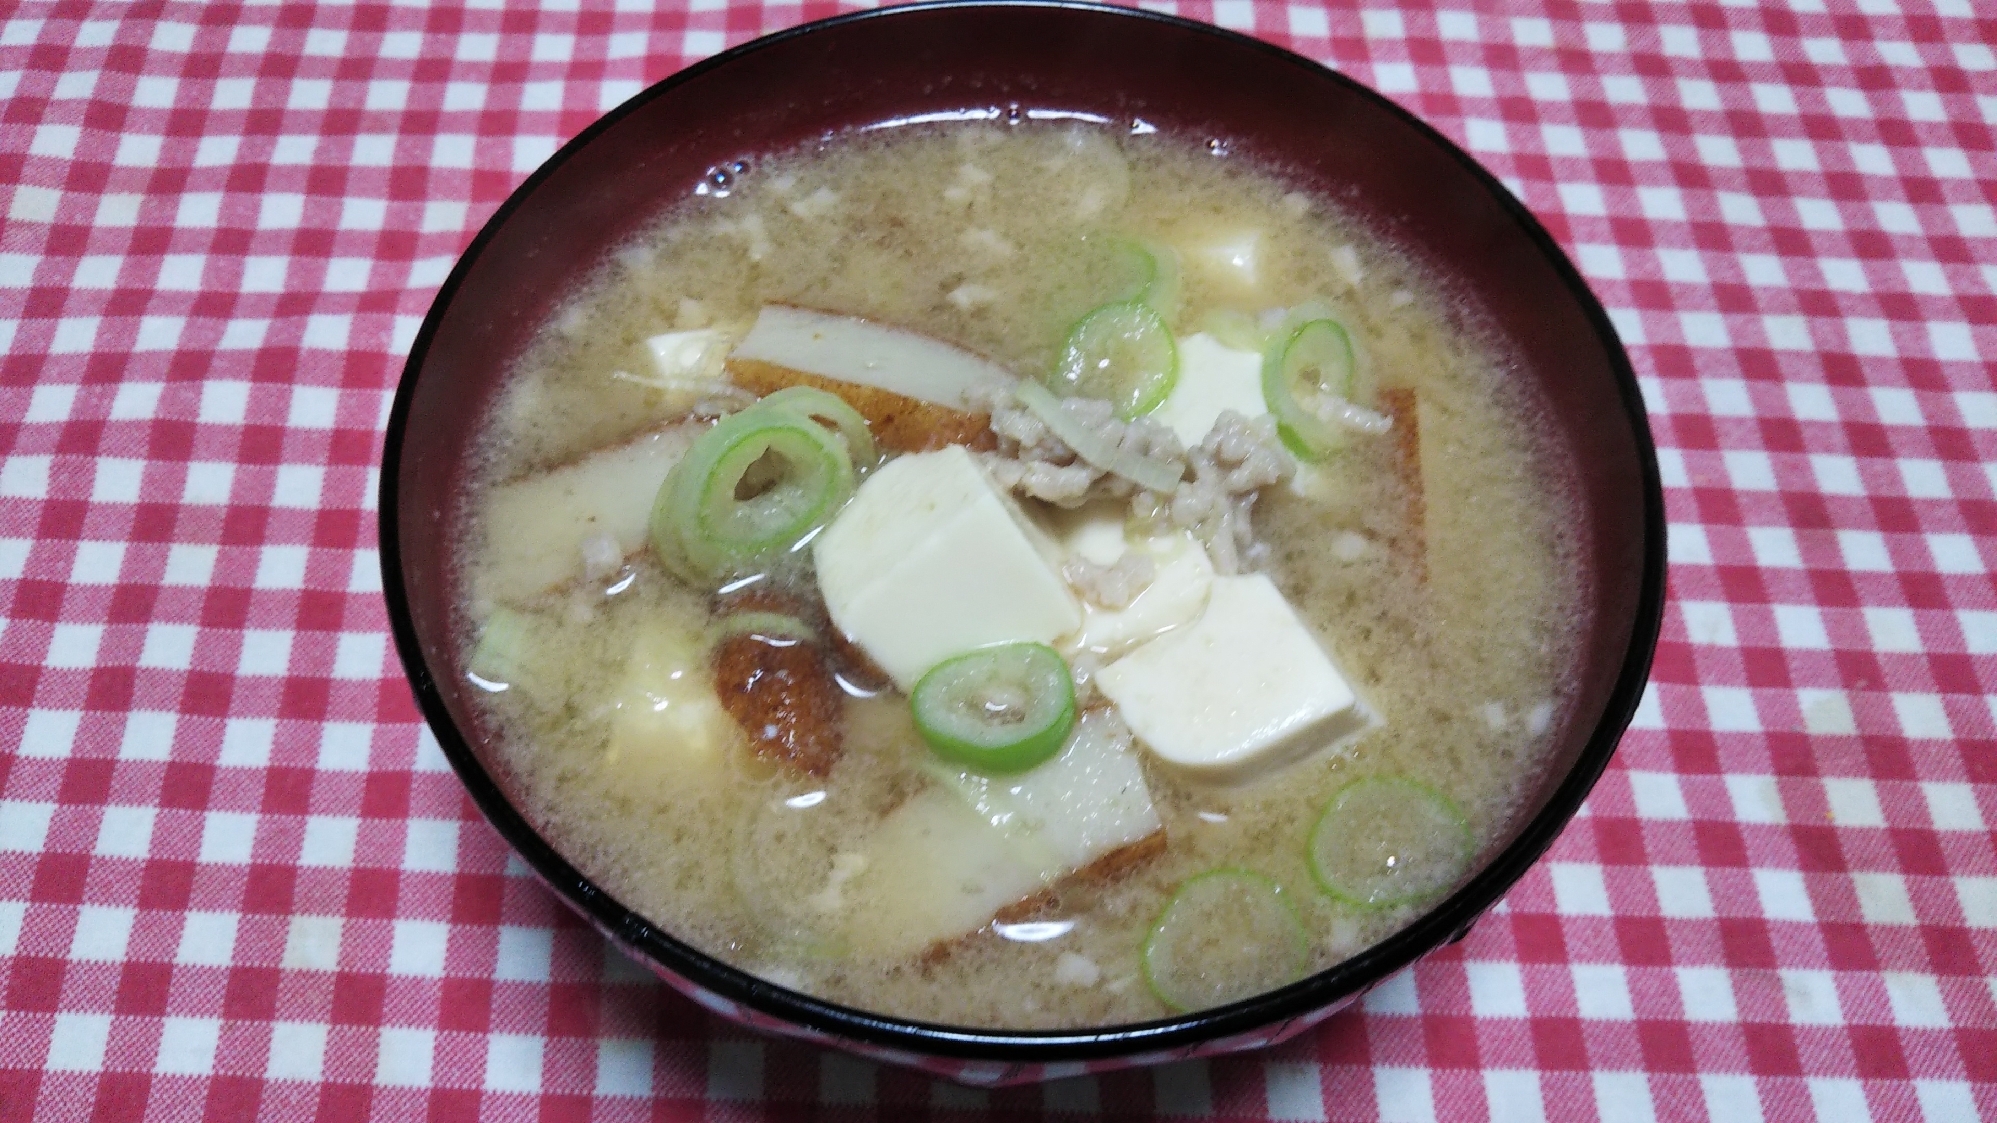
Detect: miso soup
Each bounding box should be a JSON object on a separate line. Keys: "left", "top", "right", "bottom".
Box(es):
{"left": 455, "top": 122, "right": 1585, "bottom": 1029}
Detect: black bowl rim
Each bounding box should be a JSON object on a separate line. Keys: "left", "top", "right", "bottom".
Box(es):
{"left": 379, "top": 0, "right": 1666, "bottom": 1062}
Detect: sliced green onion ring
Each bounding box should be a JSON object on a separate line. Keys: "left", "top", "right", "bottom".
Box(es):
{"left": 467, "top": 607, "right": 536, "bottom": 694}
{"left": 755, "top": 385, "right": 880, "bottom": 474}
{"left": 649, "top": 405, "right": 855, "bottom": 581}
{"left": 1261, "top": 317, "right": 1362, "bottom": 460}
{"left": 1015, "top": 380, "right": 1183, "bottom": 493}
{"left": 910, "top": 643, "right": 1076, "bottom": 774}
{"left": 1274, "top": 300, "right": 1338, "bottom": 340}
{"left": 694, "top": 422, "right": 848, "bottom": 557}
{"left": 1142, "top": 869, "right": 1308, "bottom": 1013}
{"left": 1308, "top": 775, "right": 1473, "bottom": 909}
{"left": 1106, "top": 237, "right": 1181, "bottom": 323}
{"left": 1051, "top": 301, "right": 1178, "bottom": 419}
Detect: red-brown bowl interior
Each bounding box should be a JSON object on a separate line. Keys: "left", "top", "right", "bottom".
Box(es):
{"left": 385, "top": 1, "right": 1661, "bottom": 1059}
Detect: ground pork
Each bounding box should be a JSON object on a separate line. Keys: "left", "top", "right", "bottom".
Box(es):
{"left": 975, "top": 386, "right": 1294, "bottom": 577}
{"left": 1062, "top": 550, "right": 1156, "bottom": 610}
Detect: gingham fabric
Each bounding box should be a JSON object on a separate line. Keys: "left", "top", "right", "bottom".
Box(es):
{"left": 1, "top": 0, "right": 1991, "bottom": 1118}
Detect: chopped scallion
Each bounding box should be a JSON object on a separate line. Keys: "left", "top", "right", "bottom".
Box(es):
{"left": 1261, "top": 317, "right": 1372, "bottom": 460}
{"left": 1106, "top": 237, "right": 1181, "bottom": 324}
{"left": 649, "top": 403, "right": 856, "bottom": 581}
{"left": 467, "top": 606, "right": 537, "bottom": 694}
{"left": 755, "top": 385, "right": 881, "bottom": 474}
{"left": 1050, "top": 301, "right": 1178, "bottom": 419}
{"left": 910, "top": 643, "right": 1076, "bottom": 774}
{"left": 1142, "top": 869, "right": 1308, "bottom": 1013}
{"left": 1308, "top": 776, "right": 1472, "bottom": 908}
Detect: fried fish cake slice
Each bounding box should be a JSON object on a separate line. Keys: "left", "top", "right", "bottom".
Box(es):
{"left": 728, "top": 358, "right": 996, "bottom": 453}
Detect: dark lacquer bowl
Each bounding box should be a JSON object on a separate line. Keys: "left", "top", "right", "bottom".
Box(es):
{"left": 381, "top": 0, "right": 1664, "bottom": 1086}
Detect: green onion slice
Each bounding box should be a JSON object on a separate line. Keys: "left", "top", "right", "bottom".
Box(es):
{"left": 467, "top": 606, "right": 536, "bottom": 694}
{"left": 910, "top": 643, "right": 1076, "bottom": 774}
{"left": 694, "top": 420, "right": 848, "bottom": 560}
{"left": 1261, "top": 317, "right": 1360, "bottom": 460}
{"left": 1142, "top": 869, "right": 1308, "bottom": 1013}
{"left": 1308, "top": 776, "right": 1473, "bottom": 909}
{"left": 755, "top": 385, "right": 880, "bottom": 474}
{"left": 1275, "top": 300, "right": 1338, "bottom": 340}
{"left": 1106, "top": 237, "right": 1181, "bottom": 323}
{"left": 1050, "top": 301, "right": 1178, "bottom": 419}
{"left": 649, "top": 404, "right": 855, "bottom": 581}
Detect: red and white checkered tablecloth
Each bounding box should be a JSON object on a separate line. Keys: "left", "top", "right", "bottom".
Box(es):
{"left": 1, "top": 0, "right": 1992, "bottom": 1118}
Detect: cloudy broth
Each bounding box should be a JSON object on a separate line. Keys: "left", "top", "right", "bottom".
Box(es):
{"left": 458, "top": 123, "right": 1585, "bottom": 1028}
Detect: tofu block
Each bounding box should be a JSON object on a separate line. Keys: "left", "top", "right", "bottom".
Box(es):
{"left": 842, "top": 712, "right": 1161, "bottom": 958}
{"left": 1150, "top": 333, "right": 1269, "bottom": 446}
{"left": 1047, "top": 502, "right": 1215, "bottom": 657}
{"left": 814, "top": 446, "right": 1081, "bottom": 690}
{"left": 1181, "top": 228, "right": 1264, "bottom": 296}
{"left": 604, "top": 626, "right": 736, "bottom": 784}
{"left": 731, "top": 305, "right": 1016, "bottom": 410}
{"left": 1096, "top": 574, "right": 1372, "bottom": 781}
{"left": 475, "top": 425, "right": 698, "bottom": 604}
{"left": 1077, "top": 535, "right": 1214, "bottom": 656}
{"left": 646, "top": 328, "right": 729, "bottom": 381}
{"left": 1054, "top": 501, "right": 1132, "bottom": 566}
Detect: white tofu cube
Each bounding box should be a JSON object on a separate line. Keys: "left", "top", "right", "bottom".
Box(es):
{"left": 1183, "top": 228, "right": 1264, "bottom": 295}
{"left": 814, "top": 446, "right": 1081, "bottom": 689}
{"left": 1075, "top": 534, "right": 1213, "bottom": 655}
{"left": 645, "top": 328, "right": 728, "bottom": 381}
{"left": 1046, "top": 501, "right": 1215, "bottom": 657}
{"left": 1096, "top": 574, "right": 1372, "bottom": 780}
{"left": 1329, "top": 244, "right": 1365, "bottom": 288}
{"left": 787, "top": 187, "right": 839, "bottom": 219}
{"left": 1150, "top": 333, "right": 1269, "bottom": 446}
{"left": 604, "top": 627, "right": 735, "bottom": 784}
{"left": 1052, "top": 500, "right": 1130, "bottom": 566}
